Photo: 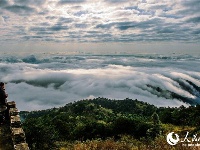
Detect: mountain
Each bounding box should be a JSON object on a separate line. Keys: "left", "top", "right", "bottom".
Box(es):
{"left": 20, "top": 98, "right": 200, "bottom": 150}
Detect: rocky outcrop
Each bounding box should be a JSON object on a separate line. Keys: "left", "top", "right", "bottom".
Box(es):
{"left": 0, "top": 101, "right": 29, "bottom": 150}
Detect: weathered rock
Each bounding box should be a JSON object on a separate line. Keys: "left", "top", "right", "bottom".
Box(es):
{"left": 0, "top": 101, "right": 30, "bottom": 150}
{"left": 10, "top": 115, "right": 21, "bottom": 128}
{"left": 11, "top": 128, "right": 26, "bottom": 144}
{"left": 7, "top": 101, "right": 16, "bottom": 109}
{"left": 9, "top": 108, "right": 19, "bottom": 116}
{"left": 14, "top": 143, "right": 29, "bottom": 150}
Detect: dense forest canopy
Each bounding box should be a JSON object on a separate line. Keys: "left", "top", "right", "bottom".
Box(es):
{"left": 20, "top": 98, "right": 200, "bottom": 150}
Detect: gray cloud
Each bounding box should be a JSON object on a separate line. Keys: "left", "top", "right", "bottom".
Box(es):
{"left": 13, "top": 0, "right": 46, "bottom": 6}
{"left": 58, "top": 17, "right": 74, "bottom": 23}
{"left": 58, "top": 0, "right": 86, "bottom": 4}
{"left": 105, "top": 0, "right": 129, "bottom": 3}
{"left": 182, "top": 0, "right": 200, "bottom": 10}
{"left": 0, "top": 0, "right": 8, "bottom": 7}
{"left": 5, "top": 5, "right": 35, "bottom": 14}
{"left": 96, "top": 18, "right": 163, "bottom": 30}
{"left": 26, "top": 22, "right": 69, "bottom": 40}
{"left": 192, "top": 30, "right": 200, "bottom": 35}
{"left": 74, "top": 23, "right": 88, "bottom": 28}
{"left": 29, "top": 27, "right": 49, "bottom": 33}
{"left": 157, "top": 28, "right": 175, "bottom": 34}
{"left": 187, "top": 16, "right": 200, "bottom": 23}
{"left": 178, "top": 0, "right": 200, "bottom": 15}
{"left": 149, "top": 4, "right": 170, "bottom": 10}
{"left": 49, "top": 24, "right": 69, "bottom": 31}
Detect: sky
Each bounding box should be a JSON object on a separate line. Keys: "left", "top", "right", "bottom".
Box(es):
{"left": 0, "top": 0, "right": 200, "bottom": 54}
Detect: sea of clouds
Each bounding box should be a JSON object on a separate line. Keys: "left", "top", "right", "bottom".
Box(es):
{"left": 0, "top": 53, "right": 200, "bottom": 110}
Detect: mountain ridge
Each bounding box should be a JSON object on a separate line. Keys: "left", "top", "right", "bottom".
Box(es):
{"left": 20, "top": 98, "right": 200, "bottom": 150}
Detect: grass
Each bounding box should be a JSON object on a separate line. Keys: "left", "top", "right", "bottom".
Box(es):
{"left": 57, "top": 135, "right": 200, "bottom": 150}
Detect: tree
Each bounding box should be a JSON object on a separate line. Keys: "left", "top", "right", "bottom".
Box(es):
{"left": 147, "top": 112, "right": 162, "bottom": 139}
{"left": 23, "top": 118, "right": 58, "bottom": 150}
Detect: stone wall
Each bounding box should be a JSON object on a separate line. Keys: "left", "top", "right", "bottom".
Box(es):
{"left": 7, "top": 101, "right": 29, "bottom": 150}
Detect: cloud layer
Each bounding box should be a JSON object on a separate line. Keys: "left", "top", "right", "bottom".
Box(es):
{"left": 0, "top": 54, "right": 200, "bottom": 110}
{"left": 0, "top": 0, "right": 199, "bottom": 43}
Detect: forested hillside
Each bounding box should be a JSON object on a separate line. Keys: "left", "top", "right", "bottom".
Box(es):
{"left": 20, "top": 98, "right": 200, "bottom": 150}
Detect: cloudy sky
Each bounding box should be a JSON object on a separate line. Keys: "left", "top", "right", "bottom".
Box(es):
{"left": 0, "top": 0, "right": 200, "bottom": 53}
